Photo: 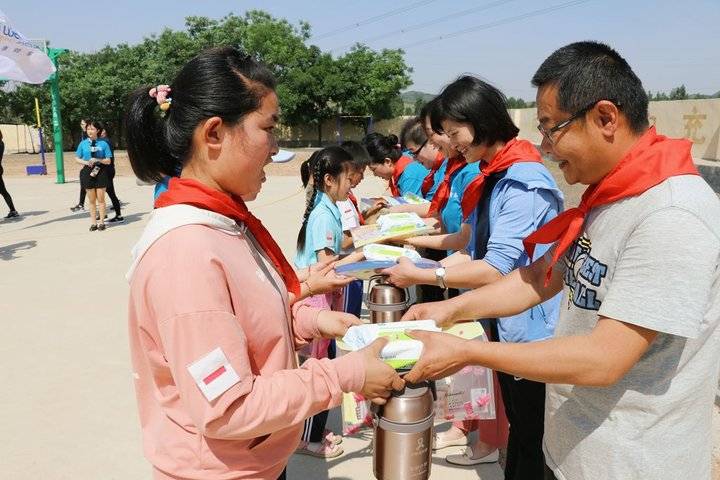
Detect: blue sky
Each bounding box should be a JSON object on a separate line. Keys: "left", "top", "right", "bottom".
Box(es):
{"left": 5, "top": 0, "right": 720, "bottom": 100}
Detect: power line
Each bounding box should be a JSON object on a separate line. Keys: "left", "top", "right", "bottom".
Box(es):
{"left": 331, "top": 0, "right": 517, "bottom": 52}
{"left": 312, "top": 0, "right": 438, "bottom": 40}
{"left": 397, "top": 0, "right": 593, "bottom": 50}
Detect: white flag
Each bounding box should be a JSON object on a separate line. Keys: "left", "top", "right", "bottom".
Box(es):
{"left": 0, "top": 9, "right": 55, "bottom": 83}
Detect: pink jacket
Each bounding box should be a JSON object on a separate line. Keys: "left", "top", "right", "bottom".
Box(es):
{"left": 127, "top": 205, "right": 365, "bottom": 479}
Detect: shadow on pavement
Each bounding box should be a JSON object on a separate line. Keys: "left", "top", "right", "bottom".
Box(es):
{"left": 0, "top": 240, "right": 37, "bottom": 260}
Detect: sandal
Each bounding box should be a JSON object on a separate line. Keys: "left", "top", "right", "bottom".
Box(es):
{"left": 295, "top": 438, "right": 343, "bottom": 459}
{"left": 97, "top": 223, "right": 106, "bottom": 231}
{"left": 323, "top": 429, "right": 343, "bottom": 446}
{"left": 89, "top": 224, "right": 98, "bottom": 232}
{"left": 446, "top": 447, "right": 499, "bottom": 466}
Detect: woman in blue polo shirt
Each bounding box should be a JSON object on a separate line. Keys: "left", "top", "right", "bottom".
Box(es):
{"left": 362, "top": 132, "right": 429, "bottom": 197}
{"left": 293, "top": 145, "right": 355, "bottom": 459}
{"left": 75, "top": 120, "right": 113, "bottom": 231}
{"left": 384, "top": 76, "right": 564, "bottom": 478}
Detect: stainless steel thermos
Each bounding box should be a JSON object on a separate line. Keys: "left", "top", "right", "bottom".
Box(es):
{"left": 367, "top": 275, "right": 409, "bottom": 323}
{"left": 372, "top": 381, "right": 435, "bottom": 480}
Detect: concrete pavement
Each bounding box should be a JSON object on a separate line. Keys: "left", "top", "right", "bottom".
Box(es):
{"left": 0, "top": 173, "right": 505, "bottom": 480}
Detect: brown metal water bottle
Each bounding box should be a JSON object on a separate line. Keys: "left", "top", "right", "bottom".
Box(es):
{"left": 372, "top": 382, "right": 435, "bottom": 480}
{"left": 367, "top": 275, "right": 409, "bottom": 323}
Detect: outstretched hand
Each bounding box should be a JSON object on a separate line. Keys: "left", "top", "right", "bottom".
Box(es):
{"left": 403, "top": 330, "right": 472, "bottom": 383}
{"left": 359, "top": 337, "right": 406, "bottom": 405}
{"left": 316, "top": 310, "right": 362, "bottom": 339}
{"left": 305, "top": 256, "right": 354, "bottom": 295}
{"left": 381, "top": 256, "right": 423, "bottom": 288}
{"left": 401, "top": 299, "right": 460, "bottom": 328}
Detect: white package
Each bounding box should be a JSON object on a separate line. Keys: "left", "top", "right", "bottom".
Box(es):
{"left": 376, "top": 212, "right": 426, "bottom": 233}
{"left": 362, "top": 243, "right": 422, "bottom": 262}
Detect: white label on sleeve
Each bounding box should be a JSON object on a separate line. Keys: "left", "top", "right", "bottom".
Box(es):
{"left": 187, "top": 347, "right": 241, "bottom": 402}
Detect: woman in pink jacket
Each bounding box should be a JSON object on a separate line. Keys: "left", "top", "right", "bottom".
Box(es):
{"left": 124, "top": 46, "right": 403, "bottom": 480}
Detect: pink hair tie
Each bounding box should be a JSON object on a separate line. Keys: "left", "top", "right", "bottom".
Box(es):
{"left": 149, "top": 85, "right": 172, "bottom": 112}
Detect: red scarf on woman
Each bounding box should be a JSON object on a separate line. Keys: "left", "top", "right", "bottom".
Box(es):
{"left": 155, "top": 177, "right": 301, "bottom": 296}
{"left": 523, "top": 127, "right": 699, "bottom": 284}
{"left": 389, "top": 155, "right": 414, "bottom": 196}
{"left": 427, "top": 155, "right": 466, "bottom": 216}
{"left": 460, "top": 139, "right": 542, "bottom": 220}
{"left": 420, "top": 151, "right": 446, "bottom": 196}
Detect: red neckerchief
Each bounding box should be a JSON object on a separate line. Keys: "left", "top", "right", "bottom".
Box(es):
{"left": 155, "top": 177, "right": 301, "bottom": 296}
{"left": 389, "top": 155, "right": 414, "bottom": 196}
{"left": 348, "top": 191, "right": 365, "bottom": 225}
{"left": 524, "top": 126, "right": 699, "bottom": 284}
{"left": 427, "top": 155, "right": 466, "bottom": 216}
{"left": 460, "top": 139, "right": 542, "bottom": 221}
{"left": 420, "top": 151, "right": 446, "bottom": 196}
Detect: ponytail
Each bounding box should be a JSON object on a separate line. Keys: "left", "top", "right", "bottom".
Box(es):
{"left": 296, "top": 146, "right": 353, "bottom": 253}
{"left": 124, "top": 46, "right": 276, "bottom": 183}
{"left": 361, "top": 132, "right": 402, "bottom": 165}
{"left": 125, "top": 88, "right": 175, "bottom": 182}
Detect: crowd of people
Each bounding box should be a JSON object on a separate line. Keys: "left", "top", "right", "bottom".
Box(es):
{"left": 123, "top": 41, "right": 719, "bottom": 480}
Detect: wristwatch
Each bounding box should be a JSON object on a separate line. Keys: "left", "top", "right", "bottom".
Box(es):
{"left": 435, "top": 267, "right": 447, "bottom": 290}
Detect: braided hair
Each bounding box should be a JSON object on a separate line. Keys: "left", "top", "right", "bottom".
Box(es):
{"left": 296, "top": 146, "right": 353, "bottom": 252}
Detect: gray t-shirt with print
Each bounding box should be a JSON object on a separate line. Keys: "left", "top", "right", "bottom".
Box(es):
{"left": 544, "top": 175, "right": 720, "bottom": 480}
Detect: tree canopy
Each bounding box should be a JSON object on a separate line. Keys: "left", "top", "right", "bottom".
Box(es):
{"left": 0, "top": 10, "right": 412, "bottom": 147}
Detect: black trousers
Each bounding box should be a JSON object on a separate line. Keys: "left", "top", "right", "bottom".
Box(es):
{"left": 79, "top": 166, "right": 121, "bottom": 216}
{"left": 496, "top": 371, "right": 546, "bottom": 480}
{"left": 301, "top": 409, "right": 329, "bottom": 443}
{"left": 0, "top": 174, "right": 16, "bottom": 212}
{"left": 105, "top": 166, "right": 121, "bottom": 216}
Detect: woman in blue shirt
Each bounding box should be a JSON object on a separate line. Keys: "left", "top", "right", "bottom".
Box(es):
{"left": 75, "top": 120, "right": 113, "bottom": 231}
{"left": 385, "top": 76, "right": 563, "bottom": 479}
{"left": 362, "top": 132, "right": 429, "bottom": 197}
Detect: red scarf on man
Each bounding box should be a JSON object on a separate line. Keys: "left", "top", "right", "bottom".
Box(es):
{"left": 460, "top": 138, "right": 542, "bottom": 220}
{"left": 427, "top": 155, "right": 467, "bottom": 216}
{"left": 420, "top": 151, "right": 446, "bottom": 196}
{"left": 155, "top": 177, "right": 301, "bottom": 296}
{"left": 347, "top": 191, "right": 365, "bottom": 225}
{"left": 523, "top": 127, "right": 699, "bottom": 284}
{"left": 389, "top": 155, "right": 414, "bottom": 196}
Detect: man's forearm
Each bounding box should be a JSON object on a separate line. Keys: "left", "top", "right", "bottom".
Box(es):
{"left": 462, "top": 317, "right": 656, "bottom": 386}
{"left": 449, "top": 258, "right": 562, "bottom": 321}
{"left": 463, "top": 335, "right": 611, "bottom": 386}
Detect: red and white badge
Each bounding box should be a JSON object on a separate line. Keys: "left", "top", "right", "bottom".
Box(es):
{"left": 187, "top": 347, "right": 241, "bottom": 402}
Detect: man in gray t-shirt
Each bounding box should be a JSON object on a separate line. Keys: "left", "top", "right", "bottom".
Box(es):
{"left": 400, "top": 41, "right": 720, "bottom": 480}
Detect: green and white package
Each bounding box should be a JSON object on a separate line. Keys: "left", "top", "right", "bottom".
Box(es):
{"left": 362, "top": 243, "right": 422, "bottom": 262}
{"left": 340, "top": 320, "right": 441, "bottom": 369}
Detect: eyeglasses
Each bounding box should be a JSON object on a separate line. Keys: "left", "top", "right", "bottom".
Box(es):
{"left": 537, "top": 99, "right": 621, "bottom": 144}
{"left": 410, "top": 139, "right": 428, "bottom": 157}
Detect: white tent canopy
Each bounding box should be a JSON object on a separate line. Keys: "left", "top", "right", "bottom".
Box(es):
{"left": 0, "top": 9, "right": 55, "bottom": 83}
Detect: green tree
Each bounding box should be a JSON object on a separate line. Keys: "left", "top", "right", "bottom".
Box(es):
{"left": 413, "top": 97, "right": 424, "bottom": 115}
{"left": 669, "top": 84, "right": 688, "bottom": 100}
{"left": 333, "top": 45, "right": 413, "bottom": 125}
{"left": 1, "top": 10, "right": 412, "bottom": 148}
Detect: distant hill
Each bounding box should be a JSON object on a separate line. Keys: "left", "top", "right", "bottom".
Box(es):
{"left": 401, "top": 90, "right": 435, "bottom": 103}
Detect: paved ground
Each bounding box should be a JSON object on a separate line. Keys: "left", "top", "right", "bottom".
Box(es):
{"left": 0, "top": 153, "right": 717, "bottom": 479}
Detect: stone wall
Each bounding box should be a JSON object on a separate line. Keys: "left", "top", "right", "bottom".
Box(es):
{"left": 0, "top": 123, "right": 41, "bottom": 154}
{"left": 276, "top": 99, "right": 720, "bottom": 163}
